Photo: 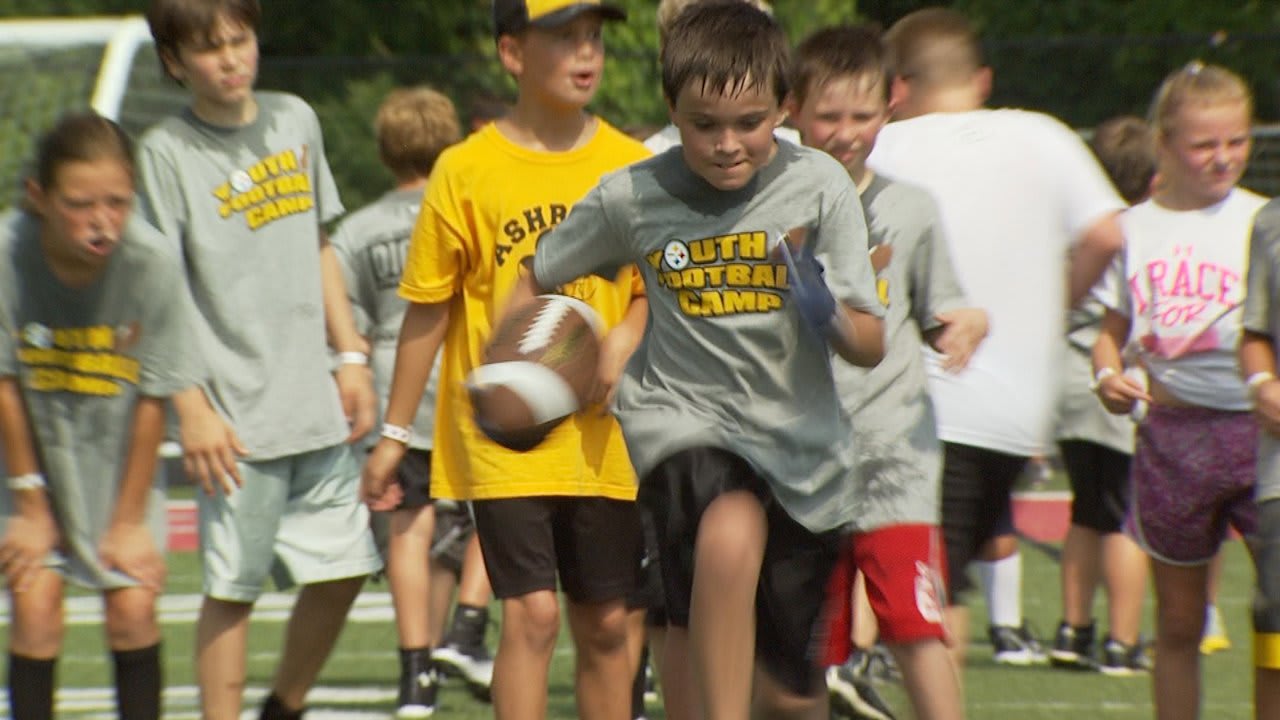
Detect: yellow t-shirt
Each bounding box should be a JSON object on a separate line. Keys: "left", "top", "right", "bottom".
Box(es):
{"left": 400, "top": 120, "right": 650, "bottom": 501}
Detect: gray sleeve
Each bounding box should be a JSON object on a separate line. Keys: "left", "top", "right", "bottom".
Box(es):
{"left": 1091, "top": 251, "right": 1131, "bottom": 318}
{"left": 135, "top": 138, "right": 188, "bottom": 249}
{"left": 0, "top": 283, "right": 14, "bottom": 379}
{"left": 134, "top": 239, "right": 203, "bottom": 398}
{"left": 533, "top": 184, "right": 630, "bottom": 290}
{"left": 817, "top": 185, "right": 883, "bottom": 317}
{"left": 331, "top": 227, "right": 373, "bottom": 336}
{"left": 305, "top": 104, "right": 345, "bottom": 224}
{"left": 1244, "top": 203, "right": 1280, "bottom": 335}
{"left": 909, "top": 204, "right": 967, "bottom": 331}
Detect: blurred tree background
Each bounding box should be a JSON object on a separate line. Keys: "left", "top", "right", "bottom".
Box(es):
{"left": 3, "top": 0, "right": 1279, "bottom": 208}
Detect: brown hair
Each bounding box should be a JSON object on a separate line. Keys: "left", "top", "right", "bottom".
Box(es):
{"left": 661, "top": 0, "right": 789, "bottom": 106}
{"left": 147, "top": 0, "right": 261, "bottom": 78}
{"left": 375, "top": 87, "right": 462, "bottom": 181}
{"left": 883, "top": 7, "right": 983, "bottom": 89}
{"left": 1089, "top": 116, "right": 1156, "bottom": 205}
{"left": 656, "top": 0, "right": 772, "bottom": 46}
{"left": 34, "top": 112, "right": 135, "bottom": 190}
{"left": 1148, "top": 61, "right": 1253, "bottom": 139}
{"left": 791, "top": 24, "right": 889, "bottom": 110}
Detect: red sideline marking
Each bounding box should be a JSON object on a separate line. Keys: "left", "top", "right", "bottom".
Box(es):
{"left": 1011, "top": 491, "right": 1071, "bottom": 543}
{"left": 165, "top": 494, "right": 1078, "bottom": 551}
{"left": 167, "top": 500, "right": 197, "bottom": 552}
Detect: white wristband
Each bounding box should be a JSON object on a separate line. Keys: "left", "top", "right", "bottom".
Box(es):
{"left": 1247, "top": 371, "right": 1276, "bottom": 396}
{"left": 338, "top": 351, "right": 369, "bottom": 367}
{"left": 1090, "top": 366, "right": 1118, "bottom": 392}
{"left": 7, "top": 473, "right": 46, "bottom": 491}
{"left": 380, "top": 423, "right": 411, "bottom": 445}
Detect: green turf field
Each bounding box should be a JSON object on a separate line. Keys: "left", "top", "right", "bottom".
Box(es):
{"left": 0, "top": 521, "right": 1259, "bottom": 718}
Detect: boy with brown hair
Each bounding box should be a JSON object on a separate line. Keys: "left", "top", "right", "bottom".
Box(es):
{"left": 360, "top": 1, "right": 651, "bottom": 718}
{"left": 331, "top": 85, "right": 463, "bottom": 718}
{"left": 512, "top": 2, "right": 886, "bottom": 717}
{"left": 137, "top": 1, "right": 382, "bottom": 718}
{"left": 788, "top": 22, "right": 983, "bottom": 720}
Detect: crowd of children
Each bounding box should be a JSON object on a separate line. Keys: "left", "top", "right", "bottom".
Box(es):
{"left": 2, "top": 1, "right": 1279, "bottom": 719}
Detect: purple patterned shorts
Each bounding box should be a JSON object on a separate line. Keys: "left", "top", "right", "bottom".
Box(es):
{"left": 1125, "top": 404, "right": 1258, "bottom": 565}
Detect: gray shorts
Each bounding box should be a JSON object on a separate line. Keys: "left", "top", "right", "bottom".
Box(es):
{"left": 198, "top": 443, "right": 382, "bottom": 602}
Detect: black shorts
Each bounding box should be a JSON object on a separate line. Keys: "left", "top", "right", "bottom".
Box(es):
{"left": 627, "top": 505, "right": 667, "bottom": 624}
{"left": 1058, "top": 439, "right": 1132, "bottom": 533}
{"left": 471, "top": 495, "right": 641, "bottom": 603}
{"left": 394, "top": 448, "right": 434, "bottom": 510}
{"left": 638, "top": 447, "right": 838, "bottom": 696}
{"left": 940, "top": 442, "right": 1028, "bottom": 599}
{"left": 429, "top": 501, "right": 475, "bottom": 576}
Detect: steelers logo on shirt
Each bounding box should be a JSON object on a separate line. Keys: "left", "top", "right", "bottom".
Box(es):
{"left": 663, "top": 240, "right": 691, "bottom": 270}
{"left": 230, "top": 170, "right": 254, "bottom": 194}
{"left": 22, "top": 323, "right": 53, "bottom": 349}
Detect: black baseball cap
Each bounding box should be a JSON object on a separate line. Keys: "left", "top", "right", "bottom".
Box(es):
{"left": 493, "top": 0, "right": 627, "bottom": 38}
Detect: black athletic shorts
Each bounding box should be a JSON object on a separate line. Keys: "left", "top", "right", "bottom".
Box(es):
{"left": 638, "top": 446, "right": 838, "bottom": 696}
{"left": 1058, "top": 439, "right": 1132, "bottom": 534}
{"left": 940, "top": 442, "right": 1028, "bottom": 599}
{"left": 471, "top": 495, "right": 641, "bottom": 603}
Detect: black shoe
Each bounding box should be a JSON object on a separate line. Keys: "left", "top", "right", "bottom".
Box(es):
{"left": 988, "top": 622, "right": 1048, "bottom": 666}
{"left": 259, "top": 693, "right": 304, "bottom": 720}
{"left": 1049, "top": 620, "right": 1097, "bottom": 670}
{"left": 432, "top": 606, "right": 494, "bottom": 702}
{"left": 397, "top": 648, "right": 438, "bottom": 718}
{"left": 1098, "top": 636, "right": 1152, "bottom": 677}
{"left": 827, "top": 658, "right": 897, "bottom": 720}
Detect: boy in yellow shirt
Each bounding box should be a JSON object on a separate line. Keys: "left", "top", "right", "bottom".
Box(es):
{"left": 361, "top": 1, "right": 650, "bottom": 718}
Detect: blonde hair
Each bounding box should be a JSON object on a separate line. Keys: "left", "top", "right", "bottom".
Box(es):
{"left": 883, "top": 7, "right": 983, "bottom": 90}
{"left": 657, "top": 0, "right": 772, "bottom": 45}
{"left": 1148, "top": 61, "right": 1253, "bottom": 138}
{"left": 375, "top": 86, "right": 462, "bottom": 181}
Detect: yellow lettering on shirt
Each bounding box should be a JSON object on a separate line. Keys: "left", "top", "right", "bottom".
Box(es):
{"left": 655, "top": 231, "right": 788, "bottom": 318}
{"left": 212, "top": 147, "right": 317, "bottom": 231}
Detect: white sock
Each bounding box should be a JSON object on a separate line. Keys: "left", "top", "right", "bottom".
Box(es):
{"left": 978, "top": 553, "right": 1023, "bottom": 628}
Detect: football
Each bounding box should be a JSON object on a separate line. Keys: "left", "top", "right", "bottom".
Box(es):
{"left": 466, "top": 294, "right": 603, "bottom": 451}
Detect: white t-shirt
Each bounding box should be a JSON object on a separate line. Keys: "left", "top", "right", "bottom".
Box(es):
{"left": 870, "top": 108, "right": 1125, "bottom": 456}
{"left": 1094, "top": 189, "right": 1268, "bottom": 410}
{"left": 642, "top": 123, "right": 801, "bottom": 154}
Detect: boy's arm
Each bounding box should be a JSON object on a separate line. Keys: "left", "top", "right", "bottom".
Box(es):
{"left": 909, "top": 204, "right": 989, "bottom": 370}
{"left": 319, "top": 229, "right": 377, "bottom": 441}
{"left": 98, "top": 396, "right": 167, "bottom": 592}
{"left": 361, "top": 300, "right": 450, "bottom": 509}
{"left": 0, "top": 377, "right": 58, "bottom": 593}
{"left": 596, "top": 292, "right": 647, "bottom": 410}
{"left": 1068, "top": 212, "right": 1124, "bottom": 307}
{"left": 1091, "top": 308, "right": 1148, "bottom": 415}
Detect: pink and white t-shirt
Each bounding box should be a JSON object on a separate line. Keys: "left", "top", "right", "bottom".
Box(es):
{"left": 1096, "top": 188, "right": 1268, "bottom": 410}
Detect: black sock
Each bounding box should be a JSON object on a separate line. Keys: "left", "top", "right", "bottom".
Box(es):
{"left": 259, "top": 692, "right": 304, "bottom": 720}
{"left": 8, "top": 653, "right": 56, "bottom": 720}
{"left": 112, "top": 644, "right": 161, "bottom": 720}
{"left": 400, "top": 646, "right": 432, "bottom": 674}
{"left": 447, "top": 603, "right": 487, "bottom": 645}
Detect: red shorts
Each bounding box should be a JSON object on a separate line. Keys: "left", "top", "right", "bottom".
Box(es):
{"left": 821, "top": 524, "right": 949, "bottom": 665}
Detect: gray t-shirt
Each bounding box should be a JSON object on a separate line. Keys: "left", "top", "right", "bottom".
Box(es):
{"left": 136, "top": 92, "right": 347, "bottom": 460}
{"left": 1242, "top": 198, "right": 1280, "bottom": 501}
{"left": 331, "top": 187, "right": 440, "bottom": 450}
{"left": 1053, "top": 298, "right": 1135, "bottom": 454}
{"left": 836, "top": 174, "right": 966, "bottom": 530}
{"left": 0, "top": 211, "right": 199, "bottom": 587}
{"left": 534, "top": 142, "right": 883, "bottom": 533}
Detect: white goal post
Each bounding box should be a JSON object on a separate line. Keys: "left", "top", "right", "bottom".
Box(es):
{"left": 0, "top": 14, "right": 185, "bottom": 209}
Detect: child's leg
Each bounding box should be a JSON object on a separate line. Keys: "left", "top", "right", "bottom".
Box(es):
{"left": 889, "top": 641, "right": 963, "bottom": 720}
{"left": 471, "top": 497, "right": 569, "bottom": 719}
{"left": 859, "top": 525, "right": 960, "bottom": 720}
{"left": 433, "top": 512, "right": 495, "bottom": 698}
{"left": 566, "top": 598, "right": 632, "bottom": 719}
{"left": 8, "top": 569, "right": 64, "bottom": 720}
{"left": 1102, "top": 532, "right": 1148, "bottom": 646}
{"left": 387, "top": 503, "right": 437, "bottom": 649}
{"left": 1254, "top": 498, "right": 1280, "bottom": 720}
{"left": 692, "top": 490, "right": 767, "bottom": 720}
{"left": 852, "top": 571, "right": 879, "bottom": 650}
{"left": 1150, "top": 559, "right": 1208, "bottom": 720}
{"left": 196, "top": 596, "right": 254, "bottom": 720}
{"left": 103, "top": 586, "right": 162, "bottom": 720}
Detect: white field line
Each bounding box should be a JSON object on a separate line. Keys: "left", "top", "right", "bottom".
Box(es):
{"left": 0, "top": 591, "right": 396, "bottom": 625}
{"left": 0, "top": 684, "right": 398, "bottom": 719}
